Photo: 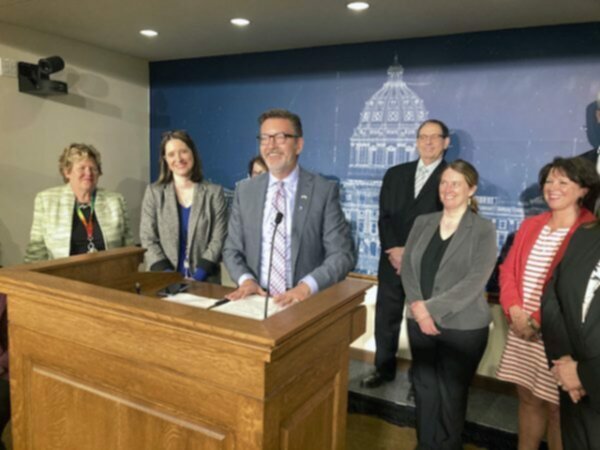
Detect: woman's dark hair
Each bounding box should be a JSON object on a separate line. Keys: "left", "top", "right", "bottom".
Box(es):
{"left": 248, "top": 155, "right": 267, "bottom": 177}
{"left": 538, "top": 156, "right": 599, "bottom": 211}
{"left": 157, "top": 130, "right": 203, "bottom": 184}
{"left": 442, "top": 159, "right": 480, "bottom": 213}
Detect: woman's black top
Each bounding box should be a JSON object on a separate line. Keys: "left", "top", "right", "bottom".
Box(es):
{"left": 420, "top": 226, "right": 453, "bottom": 300}
{"left": 69, "top": 204, "right": 106, "bottom": 255}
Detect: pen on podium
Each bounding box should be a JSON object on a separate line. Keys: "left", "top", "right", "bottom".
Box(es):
{"left": 207, "top": 298, "right": 230, "bottom": 310}
{"left": 135, "top": 282, "right": 141, "bottom": 295}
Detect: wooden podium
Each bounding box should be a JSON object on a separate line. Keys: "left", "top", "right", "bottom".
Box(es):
{"left": 0, "top": 247, "right": 369, "bottom": 450}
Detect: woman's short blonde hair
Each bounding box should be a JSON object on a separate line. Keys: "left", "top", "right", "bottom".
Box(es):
{"left": 58, "top": 143, "right": 103, "bottom": 182}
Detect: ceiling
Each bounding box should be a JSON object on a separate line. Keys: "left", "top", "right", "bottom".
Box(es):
{"left": 1, "top": 0, "right": 599, "bottom": 62}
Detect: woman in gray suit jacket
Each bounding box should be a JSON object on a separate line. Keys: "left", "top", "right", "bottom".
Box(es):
{"left": 401, "top": 160, "right": 497, "bottom": 450}
{"left": 140, "top": 130, "right": 227, "bottom": 283}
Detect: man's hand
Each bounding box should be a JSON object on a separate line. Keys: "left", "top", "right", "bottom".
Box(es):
{"left": 225, "top": 279, "right": 266, "bottom": 301}
{"left": 385, "top": 246, "right": 404, "bottom": 275}
{"left": 273, "top": 282, "right": 312, "bottom": 307}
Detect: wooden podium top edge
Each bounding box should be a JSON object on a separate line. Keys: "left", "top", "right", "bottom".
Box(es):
{"left": 6, "top": 246, "right": 146, "bottom": 273}
{"left": 0, "top": 249, "right": 372, "bottom": 351}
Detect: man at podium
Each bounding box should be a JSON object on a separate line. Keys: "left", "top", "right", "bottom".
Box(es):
{"left": 223, "top": 108, "right": 355, "bottom": 307}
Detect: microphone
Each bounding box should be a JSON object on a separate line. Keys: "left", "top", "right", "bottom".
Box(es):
{"left": 264, "top": 211, "right": 284, "bottom": 319}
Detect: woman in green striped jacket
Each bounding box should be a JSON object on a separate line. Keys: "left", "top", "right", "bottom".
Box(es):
{"left": 24, "top": 143, "right": 133, "bottom": 262}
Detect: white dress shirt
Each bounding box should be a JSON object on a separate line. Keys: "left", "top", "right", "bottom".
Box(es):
{"left": 414, "top": 157, "right": 444, "bottom": 197}
{"left": 582, "top": 258, "right": 600, "bottom": 323}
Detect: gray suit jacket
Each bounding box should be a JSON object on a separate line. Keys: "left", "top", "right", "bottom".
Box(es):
{"left": 140, "top": 181, "right": 227, "bottom": 281}
{"left": 401, "top": 210, "right": 497, "bottom": 330}
{"left": 223, "top": 166, "right": 355, "bottom": 291}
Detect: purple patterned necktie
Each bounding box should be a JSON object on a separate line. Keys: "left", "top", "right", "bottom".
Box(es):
{"left": 269, "top": 181, "right": 287, "bottom": 295}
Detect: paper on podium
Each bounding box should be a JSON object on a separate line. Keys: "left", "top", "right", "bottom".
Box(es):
{"left": 213, "top": 294, "right": 286, "bottom": 320}
{"left": 164, "top": 293, "right": 218, "bottom": 309}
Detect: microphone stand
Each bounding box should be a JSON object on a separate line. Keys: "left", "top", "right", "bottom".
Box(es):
{"left": 264, "top": 211, "right": 284, "bottom": 319}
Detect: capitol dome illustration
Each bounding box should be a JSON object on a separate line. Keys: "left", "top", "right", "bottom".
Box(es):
{"left": 348, "top": 60, "right": 428, "bottom": 180}
{"left": 342, "top": 60, "right": 429, "bottom": 274}
{"left": 340, "top": 60, "right": 523, "bottom": 275}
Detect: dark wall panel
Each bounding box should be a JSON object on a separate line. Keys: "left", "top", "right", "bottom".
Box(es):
{"left": 150, "top": 23, "right": 600, "bottom": 274}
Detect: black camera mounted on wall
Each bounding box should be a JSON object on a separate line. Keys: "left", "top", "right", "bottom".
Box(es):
{"left": 18, "top": 56, "right": 68, "bottom": 95}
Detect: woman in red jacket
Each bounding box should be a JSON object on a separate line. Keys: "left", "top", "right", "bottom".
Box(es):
{"left": 497, "top": 156, "right": 598, "bottom": 450}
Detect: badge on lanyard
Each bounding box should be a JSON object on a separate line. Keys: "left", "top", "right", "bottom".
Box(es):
{"left": 76, "top": 192, "right": 97, "bottom": 253}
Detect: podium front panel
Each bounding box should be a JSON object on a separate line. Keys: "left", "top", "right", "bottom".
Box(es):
{"left": 0, "top": 248, "right": 369, "bottom": 450}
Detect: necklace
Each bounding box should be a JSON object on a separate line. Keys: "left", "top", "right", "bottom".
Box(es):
{"left": 76, "top": 193, "right": 97, "bottom": 253}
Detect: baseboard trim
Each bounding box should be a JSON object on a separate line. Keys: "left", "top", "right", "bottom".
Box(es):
{"left": 349, "top": 347, "right": 374, "bottom": 363}
{"left": 348, "top": 391, "right": 519, "bottom": 450}
{"left": 349, "top": 348, "right": 516, "bottom": 397}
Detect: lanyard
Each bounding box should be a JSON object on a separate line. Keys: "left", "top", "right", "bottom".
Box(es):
{"left": 76, "top": 192, "right": 97, "bottom": 252}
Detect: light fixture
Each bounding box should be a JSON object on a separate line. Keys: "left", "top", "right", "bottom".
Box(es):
{"left": 140, "top": 29, "right": 159, "bottom": 37}
{"left": 230, "top": 18, "right": 250, "bottom": 27}
{"left": 347, "top": 1, "right": 370, "bottom": 11}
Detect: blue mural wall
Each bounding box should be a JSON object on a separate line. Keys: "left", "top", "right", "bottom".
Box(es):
{"left": 150, "top": 23, "right": 600, "bottom": 275}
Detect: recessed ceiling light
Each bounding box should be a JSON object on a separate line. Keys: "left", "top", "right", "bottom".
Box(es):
{"left": 347, "top": 2, "right": 370, "bottom": 11}
{"left": 140, "top": 29, "right": 158, "bottom": 37}
{"left": 230, "top": 18, "right": 250, "bottom": 27}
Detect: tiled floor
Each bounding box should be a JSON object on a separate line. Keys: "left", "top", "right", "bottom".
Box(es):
{"left": 348, "top": 359, "right": 521, "bottom": 448}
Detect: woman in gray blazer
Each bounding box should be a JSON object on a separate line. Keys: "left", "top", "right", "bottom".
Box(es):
{"left": 401, "top": 159, "right": 497, "bottom": 450}
{"left": 140, "top": 130, "right": 227, "bottom": 283}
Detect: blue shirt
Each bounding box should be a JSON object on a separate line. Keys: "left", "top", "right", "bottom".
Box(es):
{"left": 176, "top": 204, "right": 191, "bottom": 276}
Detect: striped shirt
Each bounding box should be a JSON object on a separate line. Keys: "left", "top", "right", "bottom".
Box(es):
{"left": 496, "top": 225, "right": 568, "bottom": 404}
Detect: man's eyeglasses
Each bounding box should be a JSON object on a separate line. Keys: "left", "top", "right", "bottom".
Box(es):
{"left": 257, "top": 132, "right": 299, "bottom": 146}
{"left": 417, "top": 134, "right": 445, "bottom": 142}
